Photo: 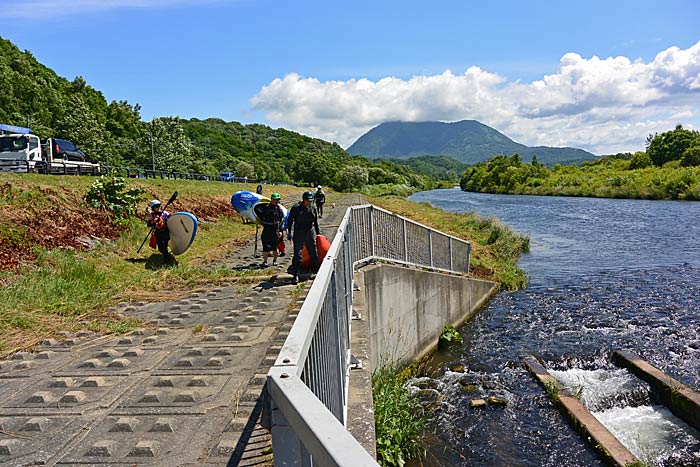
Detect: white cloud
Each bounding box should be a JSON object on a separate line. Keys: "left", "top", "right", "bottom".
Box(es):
{"left": 251, "top": 41, "right": 700, "bottom": 155}
{"left": 0, "top": 0, "right": 225, "bottom": 18}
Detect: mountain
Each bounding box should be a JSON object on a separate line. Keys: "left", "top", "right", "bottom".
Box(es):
{"left": 347, "top": 120, "right": 597, "bottom": 166}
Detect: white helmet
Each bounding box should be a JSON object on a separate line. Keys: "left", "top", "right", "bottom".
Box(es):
{"left": 317, "top": 185, "right": 322, "bottom": 189}
{"left": 149, "top": 199, "right": 161, "bottom": 209}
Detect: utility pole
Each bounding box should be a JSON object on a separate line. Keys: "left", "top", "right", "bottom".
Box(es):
{"left": 203, "top": 137, "right": 212, "bottom": 159}
{"left": 150, "top": 132, "right": 155, "bottom": 173}
{"left": 251, "top": 129, "right": 257, "bottom": 181}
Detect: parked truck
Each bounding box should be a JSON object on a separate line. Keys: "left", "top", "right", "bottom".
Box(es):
{"left": 0, "top": 125, "right": 100, "bottom": 174}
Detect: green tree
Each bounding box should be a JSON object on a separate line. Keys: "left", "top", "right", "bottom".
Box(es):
{"left": 334, "top": 165, "right": 369, "bottom": 191}
{"left": 146, "top": 117, "right": 195, "bottom": 172}
{"left": 680, "top": 144, "right": 700, "bottom": 167}
{"left": 235, "top": 161, "right": 254, "bottom": 178}
{"left": 646, "top": 124, "right": 700, "bottom": 166}
{"left": 629, "top": 151, "right": 652, "bottom": 170}
{"left": 55, "top": 95, "right": 108, "bottom": 162}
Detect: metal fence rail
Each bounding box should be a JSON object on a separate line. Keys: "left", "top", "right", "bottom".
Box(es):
{"left": 267, "top": 204, "right": 470, "bottom": 466}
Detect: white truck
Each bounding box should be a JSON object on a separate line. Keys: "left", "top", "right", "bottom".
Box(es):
{"left": 0, "top": 127, "right": 100, "bottom": 174}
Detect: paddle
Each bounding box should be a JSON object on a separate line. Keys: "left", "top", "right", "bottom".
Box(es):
{"left": 137, "top": 191, "right": 178, "bottom": 253}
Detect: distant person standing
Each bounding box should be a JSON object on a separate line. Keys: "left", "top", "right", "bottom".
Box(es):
{"left": 286, "top": 191, "right": 320, "bottom": 284}
{"left": 314, "top": 185, "right": 326, "bottom": 218}
{"left": 257, "top": 192, "right": 285, "bottom": 267}
{"left": 147, "top": 199, "right": 173, "bottom": 265}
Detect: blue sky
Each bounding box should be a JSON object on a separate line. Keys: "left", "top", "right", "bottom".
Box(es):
{"left": 1, "top": 0, "right": 699, "bottom": 154}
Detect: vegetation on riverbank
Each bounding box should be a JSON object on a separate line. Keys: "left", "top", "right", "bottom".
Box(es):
{"left": 373, "top": 366, "right": 428, "bottom": 467}
{"left": 460, "top": 125, "right": 700, "bottom": 200}
{"left": 0, "top": 174, "right": 527, "bottom": 355}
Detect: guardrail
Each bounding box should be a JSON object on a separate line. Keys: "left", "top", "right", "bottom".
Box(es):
{"left": 267, "top": 204, "right": 471, "bottom": 466}
{"left": 0, "top": 159, "right": 102, "bottom": 175}
{"left": 0, "top": 160, "right": 253, "bottom": 182}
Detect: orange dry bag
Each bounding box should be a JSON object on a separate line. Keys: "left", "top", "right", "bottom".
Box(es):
{"left": 301, "top": 234, "right": 330, "bottom": 269}
{"left": 149, "top": 233, "right": 157, "bottom": 249}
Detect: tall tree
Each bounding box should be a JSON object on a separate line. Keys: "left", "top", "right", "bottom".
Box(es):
{"left": 646, "top": 124, "right": 700, "bottom": 166}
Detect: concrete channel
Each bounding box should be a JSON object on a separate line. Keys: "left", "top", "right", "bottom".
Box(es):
{"left": 612, "top": 349, "right": 700, "bottom": 431}
{"left": 522, "top": 355, "right": 640, "bottom": 467}
{"left": 525, "top": 351, "right": 700, "bottom": 467}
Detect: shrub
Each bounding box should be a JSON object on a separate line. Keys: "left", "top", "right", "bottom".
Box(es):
{"left": 84, "top": 176, "right": 145, "bottom": 224}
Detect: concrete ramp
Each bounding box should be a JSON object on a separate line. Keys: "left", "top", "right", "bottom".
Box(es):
{"left": 522, "top": 355, "right": 639, "bottom": 467}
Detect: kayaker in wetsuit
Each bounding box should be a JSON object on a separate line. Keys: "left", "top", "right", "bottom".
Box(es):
{"left": 147, "top": 199, "right": 173, "bottom": 265}
{"left": 258, "top": 192, "right": 285, "bottom": 267}
{"left": 286, "top": 191, "right": 320, "bottom": 284}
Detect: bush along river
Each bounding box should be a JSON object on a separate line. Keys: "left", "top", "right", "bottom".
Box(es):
{"left": 406, "top": 188, "right": 700, "bottom": 467}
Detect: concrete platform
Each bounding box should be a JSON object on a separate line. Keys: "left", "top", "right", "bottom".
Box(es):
{"left": 0, "top": 196, "right": 357, "bottom": 466}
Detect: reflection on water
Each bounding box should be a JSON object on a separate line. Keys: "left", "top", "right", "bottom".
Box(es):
{"left": 405, "top": 189, "right": 700, "bottom": 466}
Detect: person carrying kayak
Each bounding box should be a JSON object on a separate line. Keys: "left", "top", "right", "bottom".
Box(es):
{"left": 286, "top": 191, "right": 320, "bottom": 284}
{"left": 147, "top": 199, "right": 174, "bottom": 265}
{"left": 257, "top": 192, "right": 285, "bottom": 267}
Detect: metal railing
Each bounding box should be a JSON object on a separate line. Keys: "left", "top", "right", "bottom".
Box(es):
{"left": 0, "top": 159, "right": 103, "bottom": 175}
{"left": 267, "top": 204, "right": 471, "bottom": 466}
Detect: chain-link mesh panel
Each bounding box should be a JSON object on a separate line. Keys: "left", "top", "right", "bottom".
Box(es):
{"left": 350, "top": 205, "right": 470, "bottom": 274}
{"left": 431, "top": 232, "right": 451, "bottom": 270}
{"left": 350, "top": 206, "right": 373, "bottom": 262}
{"left": 452, "top": 241, "right": 470, "bottom": 273}
{"left": 405, "top": 220, "right": 431, "bottom": 266}
{"left": 300, "top": 270, "right": 345, "bottom": 423}
{"left": 371, "top": 208, "right": 406, "bottom": 263}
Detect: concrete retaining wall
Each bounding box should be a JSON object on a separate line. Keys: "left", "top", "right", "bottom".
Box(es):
{"left": 361, "top": 263, "right": 497, "bottom": 369}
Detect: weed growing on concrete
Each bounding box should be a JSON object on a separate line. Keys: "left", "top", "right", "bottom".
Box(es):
{"left": 544, "top": 379, "right": 560, "bottom": 400}
{"left": 373, "top": 366, "right": 427, "bottom": 467}
{"left": 438, "top": 324, "right": 463, "bottom": 349}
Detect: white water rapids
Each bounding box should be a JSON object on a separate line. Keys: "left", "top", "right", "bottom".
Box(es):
{"left": 550, "top": 368, "right": 700, "bottom": 466}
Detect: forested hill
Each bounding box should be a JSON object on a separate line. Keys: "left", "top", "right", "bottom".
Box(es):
{"left": 0, "top": 36, "right": 452, "bottom": 193}
{"left": 347, "top": 120, "right": 597, "bottom": 166}
{"left": 378, "top": 155, "right": 469, "bottom": 181}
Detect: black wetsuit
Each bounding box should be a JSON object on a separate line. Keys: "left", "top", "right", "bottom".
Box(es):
{"left": 315, "top": 190, "right": 326, "bottom": 218}
{"left": 256, "top": 202, "right": 284, "bottom": 252}
{"left": 286, "top": 202, "right": 320, "bottom": 276}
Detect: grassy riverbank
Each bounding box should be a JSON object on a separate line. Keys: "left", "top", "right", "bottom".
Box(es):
{"left": 0, "top": 174, "right": 528, "bottom": 355}
{"left": 460, "top": 153, "right": 700, "bottom": 200}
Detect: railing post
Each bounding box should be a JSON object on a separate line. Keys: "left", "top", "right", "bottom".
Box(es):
{"left": 403, "top": 218, "right": 408, "bottom": 262}
{"left": 369, "top": 206, "right": 375, "bottom": 258}
{"left": 270, "top": 399, "right": 304, "bottom": 466}
{"left": 467, "top": 243, "right": 471, "bottom": 274}
{"left": 428, "top": 229, "right": 433, "bottom": 268}
{"left": 448, "top": 237, "right": 453, "bottom": 271}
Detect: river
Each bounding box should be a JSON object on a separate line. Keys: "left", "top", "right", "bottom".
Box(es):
{"left": 406, "top": 188, "right": 700, "bottom": 467}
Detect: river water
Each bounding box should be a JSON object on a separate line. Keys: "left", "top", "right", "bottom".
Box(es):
{"left": 406, "top": 188, "right": 700, "bottom": 467}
